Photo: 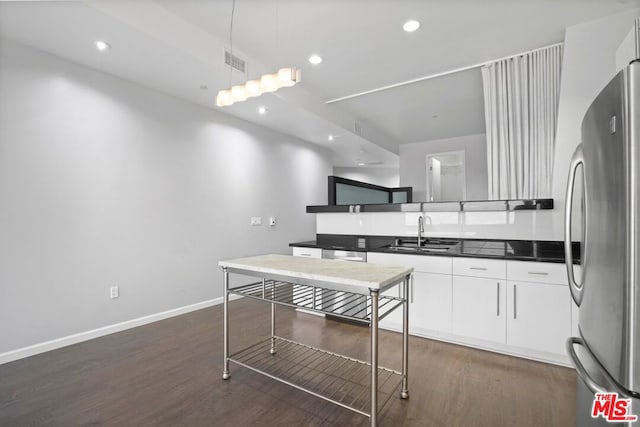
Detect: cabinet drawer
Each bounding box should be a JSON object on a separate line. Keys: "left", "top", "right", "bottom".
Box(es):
{"left": 292, "top": 247, "right": 322, "bottom": 258}
{"left": 368, "top": 252, "right": 451, "bottom": 275}
{"left": 453, "top": 258, "right": 506, "bottom": 279}
{"left": 507, "top": 261, "right": 568, "bottom": 285}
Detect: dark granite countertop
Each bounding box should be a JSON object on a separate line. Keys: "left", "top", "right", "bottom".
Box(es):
{"left": 290, "top": 234, "right": 580, "bottom": 264}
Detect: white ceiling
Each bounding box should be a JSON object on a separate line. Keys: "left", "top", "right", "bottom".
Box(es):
{"left": 1, "top": 0, "right": 639, "bottom": 168}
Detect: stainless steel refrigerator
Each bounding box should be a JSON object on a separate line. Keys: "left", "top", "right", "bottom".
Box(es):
{"left": 565, "top": 60, "right": 640, "bottom": 426}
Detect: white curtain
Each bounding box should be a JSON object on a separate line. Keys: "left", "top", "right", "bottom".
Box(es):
{"left": 481, "top": 44, "right": 562, "bottom": 199}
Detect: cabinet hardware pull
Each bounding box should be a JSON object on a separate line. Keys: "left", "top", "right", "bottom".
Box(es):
{"left": 470, "top": 267, "right": 488, "bottom": 271}
{"left": 496, "top": 282, "right": 500, "bottom": 316}
{"left": 513, "top": 284, "right": 517, "bottom": 319}
{"left": 527, "top": 271, "right": 549, "bottom": 275}
{"left": 341, "top": 256, "right": 365, "bottom": 261}
{"left": 301, "top": 254, "right": 311, "bottom": 257}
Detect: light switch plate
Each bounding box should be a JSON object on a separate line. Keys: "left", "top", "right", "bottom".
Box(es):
{"left": 250, "top": 217, "right": 262, "bottom": 226}
{"left": 269, "top": 216, "right": 277, "bottom": 226}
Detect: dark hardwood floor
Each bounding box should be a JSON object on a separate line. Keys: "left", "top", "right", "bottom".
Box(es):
{"left": 0, "top": 298, "right": 576, "bottom": 426}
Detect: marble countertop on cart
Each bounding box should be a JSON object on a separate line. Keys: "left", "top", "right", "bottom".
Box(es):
{"left": 219, "top": 254, "right": 413, "bottom": 294}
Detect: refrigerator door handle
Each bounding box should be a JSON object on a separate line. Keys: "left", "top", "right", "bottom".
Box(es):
{"left": 566, "top": 337, "right": 630, "bottom": 397}
{"left": 564, "top": 144, "right": 585, "bottom": 306}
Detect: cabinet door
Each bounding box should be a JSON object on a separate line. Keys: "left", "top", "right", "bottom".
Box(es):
{"left": 367, "top": 252, "right": 451, "bottom": 275}
{"left": 411, "top": 272, "right": 452, "bottom": 333}
{"left": 452, "top": 276, "right": 506, "bottom": 343}
{"left": 380, "top": 273, "right": 452, "bottom": 334}
{"left": 380, "top": 284, "right": 404, "bottom": 330}
{"left": 506, "top": 281, "right": 571, "bottom": 355}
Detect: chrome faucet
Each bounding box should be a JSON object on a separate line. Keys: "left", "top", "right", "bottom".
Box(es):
{"left": 417, "top": 215, "right": 424, "bottom": 246}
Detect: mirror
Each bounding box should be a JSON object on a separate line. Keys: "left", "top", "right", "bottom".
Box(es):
{"left": 426, "top": 151, "right": 466, "bottom": 202}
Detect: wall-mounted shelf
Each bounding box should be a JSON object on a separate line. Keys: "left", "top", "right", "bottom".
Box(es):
{"left": 306, "top": 198, "right": 553, "bottom": 214}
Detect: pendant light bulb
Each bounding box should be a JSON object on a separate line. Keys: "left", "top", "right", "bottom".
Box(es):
{"left": 277, "top": 67, "right": 301, "bottom": 88}
{"left": 245, "top": 80, "right": 262, "bottom": 97}
{"left": 260, "top": 73, "right": 279, "bottom": 92}
{"left": 216, "top": 89, "right": 233, "bottom": 107}
{"left": 231, "top": 85, "right": 248, "bottom": 102}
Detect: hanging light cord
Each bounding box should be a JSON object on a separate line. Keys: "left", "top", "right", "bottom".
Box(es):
{"left": 228, "top": 0, "right": 236, "bottom": 86}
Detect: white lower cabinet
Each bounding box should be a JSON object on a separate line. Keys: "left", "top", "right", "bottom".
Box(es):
{"left": 452, "top": 276, "right": 506, "bottom": 343}
{"left": 368, "top": 252, "right": 452, "bottom": 335}
{"left": 291, "top": 247, "right": 322, "bottom": 258}
{"left": 291, "top": 247, "right": 322, "bottom": 312}
{"left": 357, "top": 251, "right": 573, "bottom": 365}
{"left": 411, "top": 272, "right": 452, "bottom": 333}
{"left": 506, "top": 281, "right": 571, "bottom": 355}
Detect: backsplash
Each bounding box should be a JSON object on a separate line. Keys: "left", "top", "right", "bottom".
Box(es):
{"left": 316, "top": 210, "right": 564, "bottom": 241}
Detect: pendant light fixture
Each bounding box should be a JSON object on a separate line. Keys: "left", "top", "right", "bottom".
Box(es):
{"left": 216, "top": 0, "right": 301, "bottom": 107}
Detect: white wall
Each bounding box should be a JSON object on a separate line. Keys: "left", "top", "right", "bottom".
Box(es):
{"left": 319, "top": 11, "right": 640, "bottom": 243}
{"left": 332, "top": 167, "right": 399, "bottom": 188}
{"left": 399, "top": 134, "right": 488, "bottom": 202}
{"left": 549, "top": 8, "right": 640, "bottom": 239}
{"left": 0, "top": 40, "right": 332, "bottom": 356}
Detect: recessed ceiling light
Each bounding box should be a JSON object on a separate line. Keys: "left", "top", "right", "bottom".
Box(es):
{"left": 357, "top": 162, "right": 366, "bottom": 166}
{"left": 328, "top": 135, "right": 334, "bottom": 141}
{"left": 258, "top": 106, "right": 267, "bottom": 115}
{"left": 93, "top": 40, "right": 111, "bottom": 51}
{"left": 403, "top": 20, "right": 421, "bottom": 33}
{"left": 308, "top": 54, "right": 323, "bottom": 65}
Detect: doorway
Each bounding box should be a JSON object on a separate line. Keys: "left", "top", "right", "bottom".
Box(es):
{"left": 426, "top": 151, "right": 466, "bottom": 201}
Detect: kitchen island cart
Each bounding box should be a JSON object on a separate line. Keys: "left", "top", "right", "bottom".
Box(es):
{"left": 218, "top": 254, "right": 412, "bottom": 426}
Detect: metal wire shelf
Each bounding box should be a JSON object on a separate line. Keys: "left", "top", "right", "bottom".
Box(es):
{"left": 229, "top": 336, "right": 403, "bottom": 417}
{"left": 228, "top": 279, "right": 403, "bottom": 324}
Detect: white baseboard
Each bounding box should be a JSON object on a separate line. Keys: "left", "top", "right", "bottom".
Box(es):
{"left": 0, "top": 295, "right": 242, "bottom": 366}
{"left": 379, "top": 323, "right": 572, "bottom": 368}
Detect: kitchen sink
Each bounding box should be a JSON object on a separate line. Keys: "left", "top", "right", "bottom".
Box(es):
{"left": 387, "top": 246, "right": 451, "bottom": 253}
{"left": 385, "top": 239, "right": 460, "bottom": 253}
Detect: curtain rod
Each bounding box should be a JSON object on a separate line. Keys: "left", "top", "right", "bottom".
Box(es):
{"left": 326, "top": 42, "right": 564, "bottom": 104}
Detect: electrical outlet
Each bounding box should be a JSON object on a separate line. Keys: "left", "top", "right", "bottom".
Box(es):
{"left": 269, "top": 216, "right": 277, "bottom": 226}
{"left": 110, "top": 286, "right": 119, "bottom": 299}
{"left": 250, "top": 217, "right": 262, "bottom": 226}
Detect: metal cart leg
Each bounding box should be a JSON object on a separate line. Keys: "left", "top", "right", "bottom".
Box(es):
{"left": 222, "top": 268, "right": 230, "bottom": 380}
{"left": 270, "top": 279, "right": 277, "bottom": 355}
{"left": 401, "top": 275, "right": 410, "bottom": 399}
{"left": 370, "top": 289, "right": 379, "bottom": 427}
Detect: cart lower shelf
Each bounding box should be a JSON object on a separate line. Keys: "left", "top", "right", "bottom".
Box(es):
{"left": 229, "top": 336, "right": 403, "bottom": 417}
{"left": 228, "top": 279, "right": 403, "bottom": 324}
